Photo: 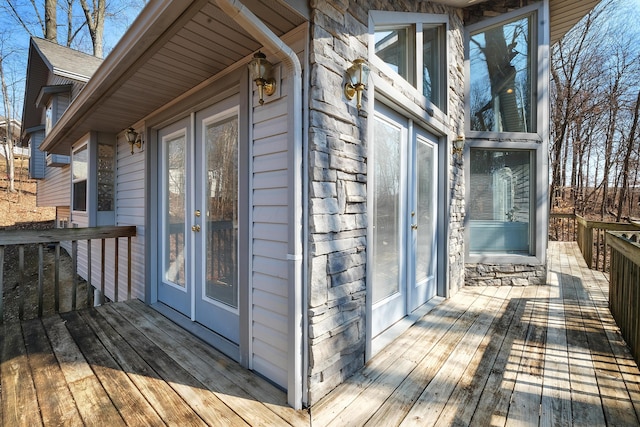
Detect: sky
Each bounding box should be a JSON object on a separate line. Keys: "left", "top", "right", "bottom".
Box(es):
{"left": 0, "top": 0, "right": 147, "bottom": 120}
{"left": 1, "top": 0, "right": 639, "bottom": 121}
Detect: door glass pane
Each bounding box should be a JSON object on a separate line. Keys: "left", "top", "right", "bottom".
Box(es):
{"left": 163, "top": 133, "right": 186, "bottom": 287}
{"left": 373, "top": 116, "right": 402, "bottom": 303}
{"left": 416, "top": 138, "right": 435, "bottom": 283}
{"left": 205, "top": 116, "right": 238, "bottom": 308}
{"left": 469, "top": 13, "right": 534, "bottom": 132}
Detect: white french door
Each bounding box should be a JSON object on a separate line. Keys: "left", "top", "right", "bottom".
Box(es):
{"left": 371, "top": 103, "right": 438, "bottom": 338}
{"left": 157, "top": 95, "right": 240, "bottom": 344}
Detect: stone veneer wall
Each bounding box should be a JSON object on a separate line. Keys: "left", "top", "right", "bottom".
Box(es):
{"left": 306, "top": 0, "right": 466, "bottom": 404}
{"left": 465, "top": 263, "right": 547, "bottom": 286}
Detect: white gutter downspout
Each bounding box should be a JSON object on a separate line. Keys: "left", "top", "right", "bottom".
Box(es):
{"left": 215, "top": 0, "right": 305, "bottom": 410}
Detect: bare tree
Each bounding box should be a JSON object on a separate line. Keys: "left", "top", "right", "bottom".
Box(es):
{"left": 79, "top": 0, "right": 106, "bottom": 58}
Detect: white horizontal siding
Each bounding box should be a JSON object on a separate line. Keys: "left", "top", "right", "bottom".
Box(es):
{"left": 251, "top": 74, "right": 290, "bottom": 388}
{"left": 36, "top": 165, "right": 70, "bottom": 207}
{"left": 116, "top": 132, "right": 146, "bottom": 301}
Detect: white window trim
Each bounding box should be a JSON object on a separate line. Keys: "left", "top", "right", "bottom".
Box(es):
{"left": 463, "top": 1, "right": 550, "bottom": 266}
{"left": 369, "top": 11, "right": 450, "bottom": 115}
{"left": 71, "top": 140, "right": 89, "bottom": 216}
{"left": 464, "top": 1, "right": 549, "bottom": 142}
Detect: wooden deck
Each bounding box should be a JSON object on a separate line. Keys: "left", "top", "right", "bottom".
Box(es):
{"left": 0, "top": 299, "right": 309, "bottom": 426}
{"left": 2, "top": 241, "right": 640, "bottom": 426}
{"left": 312, "top": 242, "right": 640, "bottom": 426}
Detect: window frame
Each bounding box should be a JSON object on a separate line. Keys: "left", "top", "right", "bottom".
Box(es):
{"left": 71, "top": 142, "right": 89, "bottom": 213}
{"left": 464, "top": 139, "right": 547, "bottom": 265}
{"left": 370, "top": 11, "right": 449, "bottom": 114}
{"left": 463, "top": 2, "right": 550, "bottom": 265}
{"left": 464, "top": 3, "right": 547, "bottom": 141}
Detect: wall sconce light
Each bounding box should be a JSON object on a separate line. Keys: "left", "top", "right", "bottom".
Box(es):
{"left": 248, "top": 51, "right": 276, "bottom": 106}
{"left": 453, "top": 135, "right": 465, "bottom": 155}
{"left": 125, "top": 128, "right": 143, "bottom": 155}
{"left": 344, "top": 58, "right": 370, "bottom": 110}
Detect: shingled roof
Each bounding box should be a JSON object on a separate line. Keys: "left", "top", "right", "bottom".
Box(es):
{"left": 21, "top": 38, "right": 103, "bottom": 142}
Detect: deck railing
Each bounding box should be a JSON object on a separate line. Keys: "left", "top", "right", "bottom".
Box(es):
{"left": 607, "top": 231, "right": 640, "bottom": 366}
{"left": 550, "top": 213, "right": 640, "bottom": 271}
{"left": 0, "top": 226, "right": 137, "bottom": 323}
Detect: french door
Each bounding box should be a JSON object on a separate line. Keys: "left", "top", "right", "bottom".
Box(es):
{"left": 371, "top": 103, "right": 438, "bottom": 338}
{"left": 157, "top": 96, "right": 240, "bottom": 344}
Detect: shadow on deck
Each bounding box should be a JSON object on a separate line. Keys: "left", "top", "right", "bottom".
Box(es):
{"left": 2, "top": 242, "right": 640, "bottom": 426}
{"left": 311, "top": 242, "right": 640, "bottom": 426}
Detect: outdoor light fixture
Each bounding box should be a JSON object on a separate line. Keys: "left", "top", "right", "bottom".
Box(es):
{"left": 344, "top": 58, "right": 369, "bottom": 110}
{"left": 248, "top": 51, "right": 276, "bottom": 106}
{"left": 125, "top": 128, "right": 143, "bottom": 155}
{"left": 453, "top": 135, "right": 465, "bottom": 155}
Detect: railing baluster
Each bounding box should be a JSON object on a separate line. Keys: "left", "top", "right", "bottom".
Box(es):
{"left": 87, "top": 239, "right": 92, "bottom": 308}
{"left": 0, "top": 246, "right": 4, "bottom": 322}
{"left": 55, "top": 243, "right": 60, "bottom": 313}
{"left": 127, "top": 236, "right": 132, "bottom": 300}
{"left": 114, "top": 237, "right": 119, "bottom": 302}
{"left": 101, "top": 239, "right": 106, "bottom": 305}
{"left": 38, "top": 243, "right": 44, "bottom": 318}
{"left": 18, "top": 245, "right": 25, "bottom": 320}
{"left": 72, "top": 240, "right": 78, "bottom": 311}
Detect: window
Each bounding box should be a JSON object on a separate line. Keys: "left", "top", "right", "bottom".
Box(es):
{"left": 72, "top": 145, "right": 88, "bottom": 211}
{"left": 372, "top": 13, "right": 447, "bottom": 111}
{"left": 469, "top": 12, "right": 535, "bottom": 133}
{"left": 97, "top": 144, "right": 114, "bottom": 211}
{"left": 468, "top": 149, "right": 532, "bottom": 254}
{"left": 375, "top": 27, "right": 413, "bottom": 83}
{"left": 45, "top": 103, "right": 53, "bottom": 135}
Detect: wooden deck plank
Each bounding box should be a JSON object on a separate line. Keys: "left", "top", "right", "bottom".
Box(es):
{"left": 572, "top": 244, "right": 640, "bottom": 421}
{"left": 567, "top": 245, "right": 640, "bottom": 426}
{"left": 397, "top": 286, "right": 511, "bottom": 426}
{"left": 21, "top": 318, "right": 83, "bottom": 426}
{"left": 41, "top": 315, "right": 126, "bottom": 426}
{"left": 98, "top": 303, "right": 251, "bottom": 426}
{"left": 559, "top": 253, "right": 607, "bottom": 426}
{"left": 311, "top": 287, "right": 487, "bottom": 426}
{"left": 76, "top": 307, "right": 207, "bottom": 426}
{"left": 468, "top": 284, "right": 540, "bottom": 426}
{"left": 1, "top": 321, "right": 43, "bottom": 427}
{"left": 109, "top": 300, "right": 301, "bottom": 427}
{"left": 59, "top": 310, "right": 165, "bottom": 427}
{"left": 434, "top": 285, "right": 527, "bottom": 427}
{"left": 506, "top": 283, "right": 550, "bottom": 426}
{"left": 125, "top": 299, "right": 311, "bottom": 427}
{"left": 539, "top": 268, "right": 572, "bottom": 427}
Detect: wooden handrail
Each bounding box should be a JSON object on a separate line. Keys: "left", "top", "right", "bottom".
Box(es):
{"left": 0, "top": 226, "right": 137, "bottom": 323}
{"left": 607, "top": 231, "right": 640, "bottom": 366}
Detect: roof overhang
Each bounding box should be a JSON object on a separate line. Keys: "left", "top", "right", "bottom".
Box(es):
{"left": 35, "top": 85, "right": 72, "bottom": 109}
{"left": 41, "top": 0, "right": 306, "bottom": 154}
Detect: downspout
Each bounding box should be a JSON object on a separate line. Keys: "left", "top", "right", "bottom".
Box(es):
{"left": 214, "top": 0, "right": 305, "bottom": 410}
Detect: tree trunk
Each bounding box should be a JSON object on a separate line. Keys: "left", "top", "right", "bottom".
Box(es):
{"left": 45, "top": 0, "right": 57, "bottom": 42}
{"left": 616, "top": 90, "right": 640, "bottom": 221}
{"left": 0, "top": 57, "right": 16, "bottom": 193}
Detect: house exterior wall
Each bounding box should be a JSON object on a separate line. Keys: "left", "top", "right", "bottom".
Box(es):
{"left": 29, "top": 129, "right": 46, "bottom": 179}
{"left": 115, "top": 133, "right": 146, "bottom": 301}
{"left": 306, "top": 0, "right": 466, "bottom": 403}
{"left": 36, "top": 164, "right": 70, "bottom": 207}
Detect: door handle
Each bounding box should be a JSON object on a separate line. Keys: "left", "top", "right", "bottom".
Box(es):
{"left": 192, "top": 225, "right": 201, "bottom": 232}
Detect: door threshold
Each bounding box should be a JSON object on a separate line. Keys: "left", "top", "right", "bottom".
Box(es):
{"left": 370, "top": 296, "right": 444, "bottom": 357}
{"left": 151, "top": 302, "right": 240, "bottom": 362}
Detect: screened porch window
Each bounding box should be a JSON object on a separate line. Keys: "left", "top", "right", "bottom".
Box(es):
{"left": 469, "top": 13, "right": 535, "bottom": 133}
{"left": 468, "top": 149, "right": 532, "bottom": 254}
